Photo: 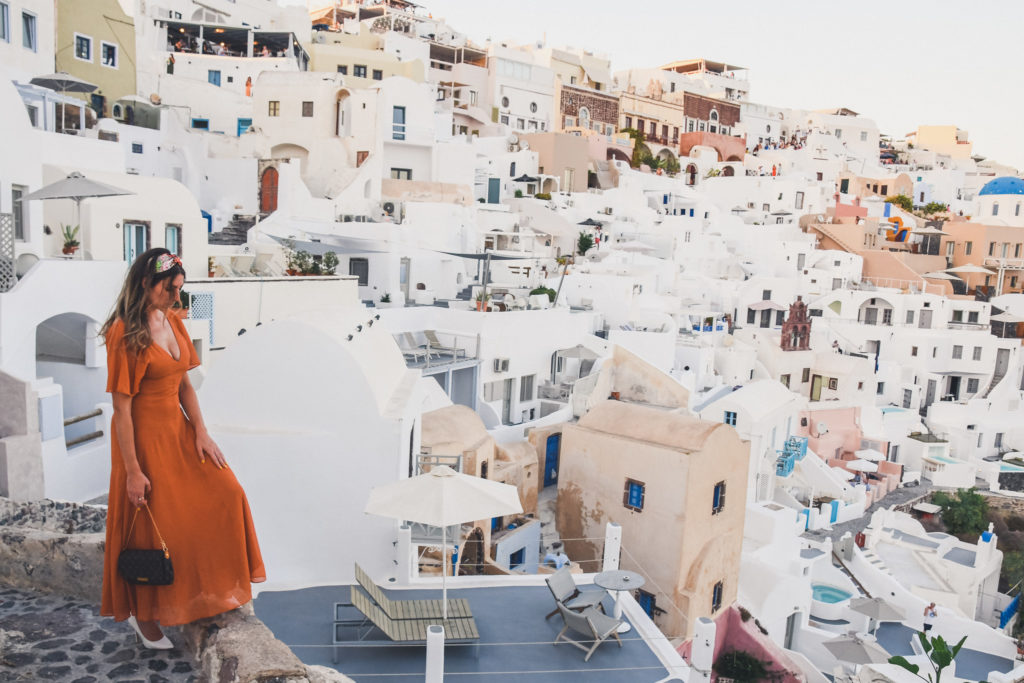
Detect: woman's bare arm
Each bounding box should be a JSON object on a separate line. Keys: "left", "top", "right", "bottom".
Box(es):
{"left": 179, "top": 373, "right": 227, "bottom": 468}
{"left": 112, "top": 392, "right": 150, "bottom": 505}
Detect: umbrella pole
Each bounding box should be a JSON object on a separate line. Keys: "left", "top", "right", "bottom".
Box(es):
{"left": 441, "top": 524, "right": 448, "bottom": 620}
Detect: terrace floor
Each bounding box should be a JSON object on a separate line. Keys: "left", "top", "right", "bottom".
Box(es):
{"left": 254, "top": 583, "right": 674, "bottom": 682}
{"left": 875, "top": 622, "right": 1015, "bottom": 681}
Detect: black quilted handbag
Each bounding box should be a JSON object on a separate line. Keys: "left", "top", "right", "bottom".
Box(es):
{"left": 117, "top": 504, "right": 174, "bottom": 586}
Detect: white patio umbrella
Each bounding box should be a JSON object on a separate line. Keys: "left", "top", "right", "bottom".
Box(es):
{"left": 846, "top": 459, "right": 879, "bottom": 473}
{"left": 849, "top": 597, "right": 904, "bottom": 634}
{"left": 922, "top": 271, "right": 960, "bottom": 280}
{"left": 823, "top": 632, "right": 891, "bottom": 665}
{"left": 29, "top": 72, "right": 97, "bottom": 132}
{"left": 364, "top": 465, "right": 523, "bottom": 618}
{"left": 947, "top": 263, "right": 996, "bottom": 293}
{"left": 855, "top": 448, "right": 885, "bottom": 462}
{"left": 21, "top": 172, "right": 134, "bottom": 248}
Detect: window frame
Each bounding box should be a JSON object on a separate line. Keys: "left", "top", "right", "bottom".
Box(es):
{"left": 190, "top": 118, "right": 209, "bottom": 130}
{"left": 268, "top": 100, "right": 280, "bottom": 117}
{"left": 337, "top": 65, "right": 348, "bottom": 75}
{"left": 100, "top": 40, "right": 118, "bottom": 68}
{"left": 11, "top": 184, "right": 27, "bottom": 240}
{"left": 392, "top": 105, "right": 406, "bottom": 140}
{"left": 301, "top": 101, "right": 314, "bottom": 117}
{"left": 723, "top": 411, "right": 737, "bottom": 426}
{"left": 22, "top": 10, "right": 37, "bottom": 51}
{"left": 519, "top": 374, "right": 535, "bottom": 402}
{"left": 711, "top": 580, "right": 724, "bottom": 612}
{"left": 353, "top": 64, "right": 367, "bottom": 78}
{"left": 712, "top": 481, "right": 726, "bottom": 515}
{"left": 390, "top": 168, "right": 412, "bottom": 180}
{"left": 164, "top": 224, "right": 182, "bottom": 257}
{"left": 0, "top": 3, "right": 9, "bottom": 43}
{"left": 73, "top": 32, "right": 93, "bottom": 62}
{"left": 348, "top": 257, "right": 369, "bottom": 285}
{"left": 623, "top": 478, "right": 645, "bottom": 512}
{"left": 372, "top": 69, "right": 383, "bottom": 81}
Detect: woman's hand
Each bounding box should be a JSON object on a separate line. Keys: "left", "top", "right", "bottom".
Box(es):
{"left": 126, "top": 471, "right": 151, "bottom": 507}
{"left": 196, "top": 430, "right": 228, "bottom": 470}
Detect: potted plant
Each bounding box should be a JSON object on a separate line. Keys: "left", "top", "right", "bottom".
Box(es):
{"left": 61, "top": 224, "right": 80, "bottom": 254}
{"left": 475, "top": 291, "right": 491, "bottom": 312}
{"left": 288, "top": 249, "right": 312, "bottom": 275}
{"left": 379, "top": 292, "right": 392, "bottom": 308}
{"left": 208, "top": 256, "right": 215, "bottom": 278}
{"left": 322, "top": 251, "right": 339, "bottom": 275}
{"left": 172, "top": 289, "right": 190, "bottom": 319}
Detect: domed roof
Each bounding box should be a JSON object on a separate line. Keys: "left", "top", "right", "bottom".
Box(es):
{"left": 979, "top": 176, "right": 1024, "bottom": 196}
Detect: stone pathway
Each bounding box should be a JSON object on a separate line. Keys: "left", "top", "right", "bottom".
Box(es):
{"left": 803, "top": 481, "right": 934, "bottom": 544}
{"left": 0, "top": 587, "right": 196, "bottom": 683}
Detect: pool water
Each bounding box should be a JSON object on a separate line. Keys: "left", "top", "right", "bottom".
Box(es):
{"left": 812, "top": 584, "right": 853, "bottom": 603}
{"left": 880, "top": 406, "right": 907, "bottom": 414}
{"left": 926, "top": 455, "right": 960, "bottom": 465}
{"left": 1001, "top": 463, "right": 1024, "bottom": 473}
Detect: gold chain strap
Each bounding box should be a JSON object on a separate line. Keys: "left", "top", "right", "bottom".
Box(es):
{"left": 122, "top": 503, "right": 170, "bottom": 559}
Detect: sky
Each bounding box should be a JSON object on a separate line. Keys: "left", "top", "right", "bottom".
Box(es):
{"left": 292, "top": 0, "right": 1024, "bottom": 171}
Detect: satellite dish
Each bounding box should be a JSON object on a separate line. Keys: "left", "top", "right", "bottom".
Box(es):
{"left": 508, "top": 133, "right": 519, "bottom": 145}
{"left": 817, "top": 421, "right": 829, "bottom": 435}
{"left": 519, "top": 140, "right": 529, "bottom": 150}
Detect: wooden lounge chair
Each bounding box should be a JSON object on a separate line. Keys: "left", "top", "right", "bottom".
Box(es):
{"left": 553, "top": 603, "right": 623, "bottom": 662}
{"left": 396, "top": 333, "right": 428, "bottom": 362}
{"left": 355, "top": 563, "right": 472, "bottom": 620}
{"left": 544, "top": 566, "right": 606, "bottom": 619}
{"left": 423, "top": 330, "right": 466, "bottom": 359}
{"left": 334, "top": 586, "right": 479, "bottom": 662}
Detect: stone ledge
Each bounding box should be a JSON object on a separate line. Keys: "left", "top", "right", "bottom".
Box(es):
{"left": 0, "top": 497, "right": 354, "bottom": 683}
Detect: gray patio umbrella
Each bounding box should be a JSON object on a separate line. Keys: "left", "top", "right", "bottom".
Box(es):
{"left": 29, "top": 72, "right": 97, "bottom": 131}
{"left": 513, "top": 174, "right": 539, "bottom": 183}
{"left": 365, "top": 466, "right": 522, "bottom": 619}
{"left": 823, "top": 632, "right": 891, "bottom": 665}
{"left": 849, "top": 597, "right": 904, "bottom": 634}
{"left": 22, "top": 172, "right": 134, "bottom": 244}
{"left": 578, "top": 218, "right": 603, "bottom": 227}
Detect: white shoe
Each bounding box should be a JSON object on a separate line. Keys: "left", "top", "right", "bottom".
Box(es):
{"left": 127, "top": 616, "right": 174, "bottom": 650}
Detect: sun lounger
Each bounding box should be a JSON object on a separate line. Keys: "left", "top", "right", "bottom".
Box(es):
{"left": 423, "top": 330, "right": 466, "bottom": 359}
{"left": 355, "top": 563, "right": 472, "bottom": 620}
{"left": 553, "top": 603, "right": 623, "bottom": 661}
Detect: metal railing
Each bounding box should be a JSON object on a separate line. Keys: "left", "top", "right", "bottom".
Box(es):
{"left": 64, "top": 408, "right": 104, "bottom": 449}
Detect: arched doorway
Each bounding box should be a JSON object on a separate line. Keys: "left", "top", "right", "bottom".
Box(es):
{"left": 260, "top": 167, "right": 279, "bottom": 213}
{"left": 722, "top": 166, "right": 735, "bottom": 177}
{"left": 459, "top": 527, "right": 485, "bottom": 575}
{"left": 686, "top": 164, "right": 697, "bottom": 186}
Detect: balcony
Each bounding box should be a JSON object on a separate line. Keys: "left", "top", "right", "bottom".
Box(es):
{"left": 394, "top": 330, "right": 479, "bottom": 370}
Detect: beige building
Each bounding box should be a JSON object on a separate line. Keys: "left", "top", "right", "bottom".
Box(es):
{"left": 308, "top": 30, "right": 425, "bottom": 88}
{"left": 521, "top": 132, "right": 591, "bottom": 193}
{"left": 55, "top": 0, "right": 137, "bottom": 118}
{"left": 556, "top": 400, "right": 749, "bottom": 640}
{"left": 837, "top": 170, "right": 913, "bottom": 199}
{"left": 909, "top": 125, "right": 973, "bottom": 160}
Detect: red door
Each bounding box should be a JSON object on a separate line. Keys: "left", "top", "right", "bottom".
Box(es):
{"left": 260, "top": 167, "right": 279, "bottom": 213}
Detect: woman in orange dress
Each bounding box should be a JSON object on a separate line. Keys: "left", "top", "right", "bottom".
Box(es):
{"left": 100, "top": 248, "right": 265, "bottom": 648}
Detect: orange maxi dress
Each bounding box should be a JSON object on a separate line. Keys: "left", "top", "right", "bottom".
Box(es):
{"left": 101, "top": 315, "right": 265, "bottom": 626}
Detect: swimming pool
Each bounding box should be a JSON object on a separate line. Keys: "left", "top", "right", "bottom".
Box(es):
{"left": 1000, "top": 463, "right": 1024, "bottom": 473}
{"left": 926, "top": 455, "right": 960, "bottom": 465}
{"left": 811, "top": 584, "right": 853, "bottom": 604}
{"left": 880, "top": 406, "right": 908, "bottom": 414}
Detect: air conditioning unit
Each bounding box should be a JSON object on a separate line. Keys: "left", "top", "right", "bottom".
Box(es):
{"left": 602, "top": 207, "right": 613, "bottom": 215}
{"left": 493, "top": 358, "right": 510, "bottom": 372}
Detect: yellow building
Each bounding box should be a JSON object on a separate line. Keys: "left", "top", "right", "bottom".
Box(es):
{"left": 910, "top": 125, "right": 973, "bottom": 160}
{"left": 55, "top": 0, "right": 136, "bottom": 118}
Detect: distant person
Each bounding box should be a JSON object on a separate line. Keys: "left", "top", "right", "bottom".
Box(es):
{"left": 100, "top": 249, "right": 265, "bottom": 649}
{"left": 245, "top": 76, "right": 252, "bottom": 97}
{"left": 923, "top": 602, "right": 937, "bottom": 631}
{"left": 772, "top": 164, "right": 777, "bottom": 177}
{"left": 261, "top": 44, "right": 270, "bottom": 57}
{"left": 832, "top": 340, "right": 841, "bottom": 354}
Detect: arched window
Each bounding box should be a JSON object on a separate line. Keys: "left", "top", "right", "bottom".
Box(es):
{"left": 578, "top": 106, "right": 590, "bottom": 130}
{"left": 501, "top": 96, "right": 509, "bottom": 108}
{"left": 993, "top": 202, "right": 999, "bottom": 216}
{"left": 1016, "top": 202, "right": 1021, "bottom": 217}
{"left": 710, "top": 110, "right": 719, "bottom": 122}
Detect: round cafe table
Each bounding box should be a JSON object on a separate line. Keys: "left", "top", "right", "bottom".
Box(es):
{"left": 593, "top": 569, "right": 644, "bottom": 633}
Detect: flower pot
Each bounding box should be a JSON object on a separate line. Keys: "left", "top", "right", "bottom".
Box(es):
{"left": 286, "top": 268, "right": 299, "bottom": 276}
{"left": 62, "top": 245, "right": 79, "bottom": 255}
{"left": 610, "top": 391, "right": 621, "bottom": 400}
{"left": 209, "top": 270, "right": 215, "bottom": 278}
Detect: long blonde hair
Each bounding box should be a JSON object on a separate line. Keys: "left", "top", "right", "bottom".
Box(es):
{"left": 100, "top": 248, "right": 186, "bottom": 354}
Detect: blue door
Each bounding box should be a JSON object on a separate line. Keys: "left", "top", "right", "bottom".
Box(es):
{"left": 487, "top": 177, "right": 500, "bottom": 204}
{"left": 544, "top": 433, "right": 560, "bottom": 487}
{"left": 208, "top": 69, "right": 221, "bottom": 87}
{"left": 237, "top": 117, "right": 252, "bottom": 136}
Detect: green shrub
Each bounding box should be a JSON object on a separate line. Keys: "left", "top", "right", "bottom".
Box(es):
{"left": 576, "top": 231, "right": 594, "bottom": 255}
{"left": 530, "top": 286, "right": 556, "bottom": 302}
{"left": 514, "top": 189, "right": 523, "bottom": 198}
{"left": 534, "top": 192, "right": 551, "bottom": 200}
{"left": 714, "top": 650, "right": 772, "bottom": 682}
{"left": 932, "top": 488, "right": 988, "bottom": 536}
{"left": 886, "top": 194, "right": 914, "bottom": 212}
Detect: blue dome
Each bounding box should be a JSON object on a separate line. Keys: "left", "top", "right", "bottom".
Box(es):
{"left": 979, "top": 176, "right": 1024, "bottom": 196}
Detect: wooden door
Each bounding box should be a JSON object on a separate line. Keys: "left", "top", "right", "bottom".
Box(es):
{"left": 260, "top": 167, "right": 279, "bottom": 213}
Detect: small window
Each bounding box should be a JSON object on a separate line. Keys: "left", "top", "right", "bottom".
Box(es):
{"left": 164, "top": 224, "right": 182, "bottom": 257}
{"left": 993, "top": 202, "right": 999, "bottom": 217}
{"left": 711, "top": 581, "right": 724, "bottom": 612}
{"left": 965, "top": 241, "right": 973, "bottom": 255}
{"left": 501, "top": 96, "right": 509, "bottom": 108}
{"left": 131, "top": 142, "right": 143, "bottom": 154}
{"left": 354, "top": 64, "right": 367, "bottom": 78}
{"left": 906, "top": 310, "right": 915, "bottom": 324}
{"left": 967, "top": 378, "right": 979, "bottom": 393}
{"left": 762, "top": 289, "right": 772, "bottom": 300}
{"left": 877, "top": 382, "right": 885, "bottom": 395}
{"left": 780, "top": 374, "right": 790, "bottom": 388}
{"left": 392, "top": 105, "right": 406, "bottom": 140}
{"left": 828, "top": 378, "right": 838, "bottom": 390}
{"left": 860, "top": 131, "right": 867, "bottom": 142}
{"left": 623, "top": 478, "right": 645, "bottom": 512}
{"left": 207, "top": 70, "right": 221, "bottom": 87}
{"left": 301, "top": 101, "right": 313, "bottom": 117}
{"left": 190, "top": 118, "right": 209, "bottom": 129}
{"left": 101, "top": 41, "right": 117, "bottom": 67}
{"left": 499, "top": 115, "right": 509, "bottom": 125}
{"left": 802, "top": 368, "right": 810, "bottom": 383}
{"left": 372, "top": 69, "right": 383, "bottom": 81}
{"left": 74, "top": 33, "right": 92, "bottom": 61}
{"left": 911, "top": 346, "right": 918, "bottom": 357}
{"left": 268, "top": 100, "right": 280, "bottom": 116}
{"left": 529, "top": 102, "right": 537, "bottom": 113}
{"left": 952, "top": 345, "right": 963, "bottom": 360}
{"left": 968, "top": 311, "right": 979, "bottom": 323}
{"left": 337, "top": 65, "right": 348, "bottom": 75}
{"left": 11, "top": 184, "right": 26, "bottom": 240}
{"left": 22, "top": 11, "right": 36, "bottom": 51}
{"left": 973, "top": 346, "right": 982, "bottom": 361}
{"left": 519, "top": 374, "right": 535, "bottom": 402}
{"left": 712, "top": 483, "right": 729, "bottom": 516}
{"left": 0, "top": 3, "right": 8, "bottom": 43}
{"left": 390, "top": 168, "right": 412, "bottom": 180}
{"left": 723, "top": 411, "right": 737, "bottom": 426}
{"left": 952, "top": 310, "right": 963, "bottom": 322}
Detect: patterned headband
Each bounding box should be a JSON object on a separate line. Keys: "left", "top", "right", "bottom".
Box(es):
{"left": 155, "top": 253, "right": 182, "bottom": 273}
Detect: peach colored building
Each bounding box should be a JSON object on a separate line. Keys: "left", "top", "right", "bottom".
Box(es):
{"left": 940, "top": 221, "right": 1024, "bottom": 295}
{"left": 556, "top": 401, "right": 749, "bottom": 640}
{"left": 837, "top": 171, "right": 913, "bottom": 199}
{"left": 522, "top": 132, "right": 592, "bottom": 193}
{"left": 908, "top": 125, "right": 973, "bottom": 160}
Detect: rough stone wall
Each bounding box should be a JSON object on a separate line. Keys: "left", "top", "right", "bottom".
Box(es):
{"left": 682, "top": 93, "right": 740, "bottom": 126}
{"left": 560, "top": 85, "right": 618, "bottom": 125}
